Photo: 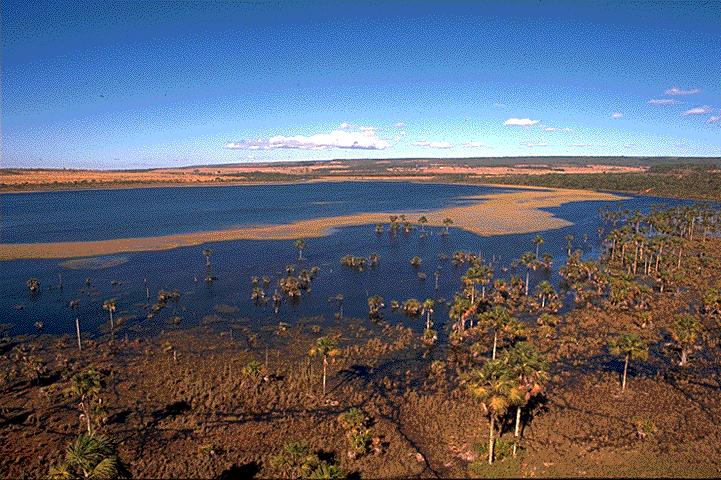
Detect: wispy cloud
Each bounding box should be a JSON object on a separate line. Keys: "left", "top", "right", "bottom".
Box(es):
{"left": 569, "top": 143, "right": 593, "bottom": 147}
{"left": 504, "top": 118, "right": 539, "bottom": 127}
{"left": 413, "top": 140, "right": 453, "bottom": 149}
{"left": 682, "top": 106, "right": 713, "bottom": 116}
{"left": 611, "top": 112, "right": 624, "bottom": 119}
{"left": 339, "top": 122, "right": 353, "bottom": 129}
{"left": 520, "top": 142, "right": 548, "bottom": 148}
{"left": 648, "top": 98, "right": 680, "bottom": 105}
{"left": 225, "top": 129, "right": 390, "bottom": 150}
{"left": 708, "top": 116, "right": 720, "bottom": 124}
{"left": 462, "top": 141, "right": 488, "bottom": 148}
{"left": 393, "top": 122, "right": 406, "bottom": 129}
{"left": 665, "top": 86, "right": 700, "bottom": 96}
{"left": 543, "top": 126, "right": 572, "bottom": 132}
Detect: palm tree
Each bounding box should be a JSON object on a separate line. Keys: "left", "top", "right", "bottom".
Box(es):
{"left": 449, "top": 294, "right": 474, "bottom": 331}
{"left": 272, "top": 290, "right": 282, "bottom": 315}
{"left": 69, "top": 369, "right": 103, "bottom": 434}
{"left": 609, "top": 333, "right": 648, "bottom": 392}
{"left": 442, "top": 217, "right": 453, "bottom": 235}
{"left": 532, "top": 235, "right": 544, "bottom": 258}
{"left": 294, "top": 239, "right": 306, "bottom": 261}
{"left": 465, "top": 360, "right": 522, "bottom": 465}
{"left": 49, "top": 433, "right": 126, "bottom": 479}
{"left": 670, "top": 314, "right": 702, "bottom": 367}
{"left": 202, "top": 248, "right": 213, "bottom": 267}
{"left": 422, "top": 298, "right": 435, "bottom": 331}
{"left": 503, "top": 342, "right": 547, "bottom": 457}
{"left": 402, "top": 298, "right": 422, "bottom": 318}
{"left": 102, "top": 299, "right": 116, "bottom": 333}
{"left": 410, "top": 256, "right": 422, "bottom": 268}
{"left": 329, "top": 293, "right": 344, "bottom": 319}
{"left": 27, "top": 277, "right": 41, "bottom": 294}
{"left": 367, "top": 295, "right": 385, "bottom": 321}
{"left": 534, "top": 281, "right": 555, "bottom": 309}
{"left": 519, "top": 252, "right": 537, "bottom": 296}
{"left": 564, "top": 234, "right": 574, "bottom": 256}
{"left": 479, "top": 306, "right": 514, "bottom": 360}
{"left": 418, "top": 216, "right": 428, "bottom": 234}
{"left": 309, "top": 337, "right": 340, "bottom": 396}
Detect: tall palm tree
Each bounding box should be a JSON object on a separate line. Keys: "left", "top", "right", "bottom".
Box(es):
{"left": 519, "top": 252, "right": 537, "bottom": 296}
{"left": 402, "top": 298, "right": 422, "bottom": 318}
{"left": 534, "top": 281, "right": 555, "bottom": 309}
{"left": 418, "top": 215, "right": 428, "bottom": 234}
{"left": 202, "top": 248, "right": 213, "bottom": 267}
{"left": 442, "top": 217, "right": 453, "bottom": 235}
{"left": 503, "top": 342, "right": 547, "bottom": 457}
{"left": 465, "top": 360, "right": 522, "bottom": 465}
{"left": 294, "top": 239, "right": 306, "bottom": 261}
{"left": 422, "top": 298, "right": 435, "bottom": 331}
{"left": 608, "top": 333, "right": 648, "bottom": 391}
{"left": 479, "top": 306, "right": 514, "bottom": 360}
{"left": 449, "top": 294, "right": 474, "bottom": 332}
{"left": 102, "top": 299, "right": 116, "bottom": 333}
{"left": 670, "top": 314, "right": 702, "bottom": 367}
{"left": 564, "top": 234, "right": 574, "bottom": 256}
{"left": 532, "top": 235, "right": 544, "bottom": 258}
{"left": 309, "top": 337, "right": 340, "bottom": 396}
{"left": 49, "top": 433, "right": 126, "bottom": 479}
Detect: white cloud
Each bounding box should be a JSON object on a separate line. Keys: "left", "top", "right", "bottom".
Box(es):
{"left": 682, "top": 106, "right": 713, "bottom": 116}
{"left": 624, "top": 144, "right": 636, "bottom": 148}
{"left": 520, "top": 142, "right": 548, "bottom": 148}
{"left": 393, "top": 122, "right": 406, "bottom": 128}
{"left": 413, "top": 140, "right": 453, "bottom": 149}
{"left": 225, "top": 129, "right": 390, "bottom": 151}
{"left": 462, "top": 141, "right": 488, "bottom": 148}
{"left": 504, "top": 118, "right": 539, "bottom": 127}
{"left": 665, "top": 86, "right": 700, "bottom": 96}
{"left": 339, "top": 122, "right": 353, "bottom": 129}
{"left": 708, "top": 116, "right": 720, "bottom": 124}
{"left": 569, "top": 143, "right": 593, "bottom": 147}
{"left": 611, "top": 112, "right": 623, "bottom": 119}
{"left": 648, "top": 98, "right": 680, "bottom": 105}
{"left": 543, "top": 126, "right": 572, "bottom": 132}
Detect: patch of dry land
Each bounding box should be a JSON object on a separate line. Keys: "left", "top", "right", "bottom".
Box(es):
{"left": 0, "top": 187, "right": 625, "bottom": 260}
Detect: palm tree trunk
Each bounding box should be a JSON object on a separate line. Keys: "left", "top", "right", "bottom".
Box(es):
{"left": 622, "top": 354, "right": 629, "bottom": 392}
{"left": 492, "top": 332, "right": 498, "bottom": 360}
{"left": 75, "top": 317, "right": 82, "bottom": 351}
{"left": 322, "top": 355, "right": 328, "bottom": 396}
{"left": 109, "top": 310, "right": 114, "bottom": 331}
{"left": 513, "top": 405, "right": 522, "bottom": 457}
{"left": 488, "top": 416, "right": 495, "bottom": 465}
{"left": 680, "top": 348, "right": 688, "bottom": 367}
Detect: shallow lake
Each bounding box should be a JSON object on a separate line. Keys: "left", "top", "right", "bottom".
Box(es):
{"left": 0, "top": 182, "right": 697, "bottom": 339}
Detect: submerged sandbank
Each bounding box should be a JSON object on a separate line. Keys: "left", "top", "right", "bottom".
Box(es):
{"left": 0, "top": 188, "right": 625, "bottom": 260}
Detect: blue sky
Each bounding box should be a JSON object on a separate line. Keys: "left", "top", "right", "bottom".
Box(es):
{"left": 2, "top": 0, "right": 720, "bottom": 168}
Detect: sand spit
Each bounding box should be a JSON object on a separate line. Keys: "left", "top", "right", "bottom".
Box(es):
{"left": 0, "top": 188, "right": 625, "bottom": 260}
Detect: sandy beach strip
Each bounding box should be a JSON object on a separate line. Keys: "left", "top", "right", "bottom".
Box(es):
{"left": 0, "top": 188, "right": 625, "bottom": 260}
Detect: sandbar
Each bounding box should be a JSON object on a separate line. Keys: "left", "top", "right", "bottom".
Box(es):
{"left": 0, "top": 187, "right": 625, "bottom": 260}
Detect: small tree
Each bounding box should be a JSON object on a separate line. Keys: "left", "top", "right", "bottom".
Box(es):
{"left": 418, "top": 216, "right": 428, "bottom": 233}
{"left": 27, "top": 278, "right": 41, "bottom": 294}
{"left": 608, "top": 333, "right": 648, "bottom": 391}
{"left": 367, "top": 295, "right": 385, "bottom": 321}
{"left": 670, "top": 314, "right": 702, "bottom": 367}
{"left": 309, "top": 337, "right": 340, "bottom": 396}
{"left": 49, "top": 433, "right": 126, "bottom": 479}
{"left": 294, "top": 239, "right": 306, "bottom": 261}
{"left": 68, "top": 369, "right": 104, "bottom": 434}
